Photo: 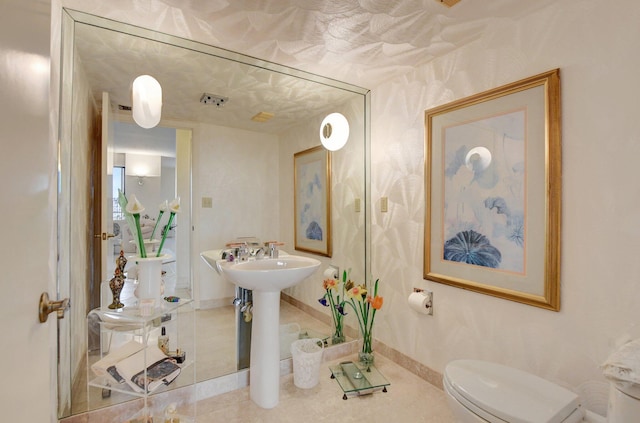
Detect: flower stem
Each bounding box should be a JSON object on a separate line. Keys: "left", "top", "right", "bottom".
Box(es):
{"left": 150, "top": 210, "right": 165, "bottom": 240}
{"left": 133, "top": 213, "right": 146, "bottom": 258}
{"left": 156, "top": 212, "right": 175, "bottom": 257}
{"left": 326, "top": 290, "right": 343, "bottom": 337}
{"left": 345, "top": 299, "right": 367, "bottom": 341}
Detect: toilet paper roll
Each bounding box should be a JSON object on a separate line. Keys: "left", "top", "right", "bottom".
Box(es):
{"left": 323, "top": 267, "right": 337, "bottom": 279}
{"left": 408, "top": 292, "right": 431, "bottom": 314}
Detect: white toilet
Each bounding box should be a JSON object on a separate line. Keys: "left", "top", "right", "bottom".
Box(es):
{"left": 443, "top": 359, "right": 640, "bottom": 422}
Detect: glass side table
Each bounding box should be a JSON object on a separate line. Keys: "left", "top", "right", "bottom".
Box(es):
{"left": 329, "top": 361, "right": 390, "bottom": 400}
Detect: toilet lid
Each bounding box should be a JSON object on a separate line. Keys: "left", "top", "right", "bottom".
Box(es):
{"left": 444, "top": 360, "right": 582, "bottom": 423}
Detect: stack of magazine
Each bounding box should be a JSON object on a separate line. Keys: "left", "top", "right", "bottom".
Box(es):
{"left": 91, "top": 340, "right": 181, "bottom": 393}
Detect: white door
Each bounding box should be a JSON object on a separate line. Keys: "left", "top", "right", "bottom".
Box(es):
{"left": 1, "top": 0, "right": 56, "bottom": 421}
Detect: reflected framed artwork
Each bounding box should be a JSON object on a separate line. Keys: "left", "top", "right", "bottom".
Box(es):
{"left": 424, "top": 69, "right": 561, "bottom": 310}
{"left": 294, "top": 145, "right": 332, "bottom": 257}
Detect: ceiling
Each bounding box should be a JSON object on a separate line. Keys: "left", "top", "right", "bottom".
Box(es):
{"left": 147, "top": 0, "right": 557, "bottom": 87}
{"left": 74, "top": 21, "right": 362, "bottom": 134}
{"left": 71, "top": 0, "right": 557, "bottom": 133}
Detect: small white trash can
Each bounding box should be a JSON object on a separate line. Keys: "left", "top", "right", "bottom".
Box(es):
{"left": 290, "top": 338, "right": 324, "bottom": 389}
{"left": 279, "top": 322, "right": 301, "bottom": 359}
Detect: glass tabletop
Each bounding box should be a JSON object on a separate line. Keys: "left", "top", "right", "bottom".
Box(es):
{"left": 89, "top": 298, "right": 193, "bottom": 326}
{"left": 329, "top": 361, "right": 390, "bottom": 398}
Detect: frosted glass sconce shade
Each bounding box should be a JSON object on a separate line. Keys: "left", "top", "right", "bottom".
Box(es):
{"left": 132, "top": 75, "right": 162, "bottom": 129}
{"left": 319, "top": 112, "right": 349, "bottom": 151}
{"left": 465, "top": 146, "right": 492, "bottom": 172}
{"left": 126, "top": 153, "right": 161, "bottom": 177}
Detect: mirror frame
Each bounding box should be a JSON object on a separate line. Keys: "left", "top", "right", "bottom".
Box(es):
{"left": 57, "top": 7, "right": 371, "bottom": 418}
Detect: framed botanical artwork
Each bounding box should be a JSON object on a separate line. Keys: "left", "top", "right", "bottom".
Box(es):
{"left": 424, "top": 69, "right": 561, "bottom": 311}
{"left": 294, "top": 145, "right": 332, "bottom": 257}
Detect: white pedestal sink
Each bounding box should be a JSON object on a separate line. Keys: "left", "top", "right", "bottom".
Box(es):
{"left": 217, "top": 255, "right": 321, "bottom": 408}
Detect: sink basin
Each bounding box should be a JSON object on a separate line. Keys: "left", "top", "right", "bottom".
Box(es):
{"left": 200, "top": 249, "right": 223, "bottom": 273}
{"left": 217, "top": 254, "right": 320, "bottom": 409}
{"left": 200, "top": 249, "right": 293, "bottom": 275}
{"left": 217, "top": 255, "right": 320, "bottom": 292}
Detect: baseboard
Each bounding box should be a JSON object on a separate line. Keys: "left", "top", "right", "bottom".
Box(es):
{"left": 370, "top": 341, "right": 444, "bottom": 390}
{"left": 197, "top": 296, "right": 234, "bottom": 310}
{"left": 281, "top": 293, "right": 444, "bottom": 390}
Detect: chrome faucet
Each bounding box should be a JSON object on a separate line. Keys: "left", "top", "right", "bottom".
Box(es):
{"left": 267, "top": 241, "right": 280, "bottom": 259}
{"left": 237, "top": 242, "right": 250, "bottom": 262}
{"left": 252, "top": 247, "right": 265, "bottom": 259}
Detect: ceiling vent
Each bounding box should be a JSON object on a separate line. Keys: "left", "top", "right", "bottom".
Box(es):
{"left": 251, "top": 112, "right": 274, "bottom": 123}
{"left": 200, "top": 93, "right": 228, "bottom": 107}
{"left": 436, "top": 0, "right": 461, "bottom": 7}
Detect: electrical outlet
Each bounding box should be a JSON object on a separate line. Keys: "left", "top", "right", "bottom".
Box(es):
{"left": 202, "top": 197, "right": 213, "bottom": 208}
{"left": 381, "top": 197, "right": 388, "bottom": 212}
{"left": 354, "top": 198, "right": 361, "bottom": 212}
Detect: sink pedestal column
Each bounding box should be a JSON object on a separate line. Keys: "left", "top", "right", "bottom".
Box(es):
{"left": 216, "top": 255, "right": 321, "bottom": 408}
{"left": 249, "top": 290, "right": 281, "bottom": 409}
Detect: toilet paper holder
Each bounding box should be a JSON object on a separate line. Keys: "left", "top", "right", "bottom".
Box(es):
{"left": 411, "top": 288, "right": 433, "bottom": 315}
{"left": 323, "top": 265, "right": 340, "bottom": 280}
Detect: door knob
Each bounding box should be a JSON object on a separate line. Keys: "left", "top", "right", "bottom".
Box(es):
{"left": 94, "top": 232, "right": 116, "bottom": 240}
{"left": 38, "top": 292, "right": 70, "bottom": 323}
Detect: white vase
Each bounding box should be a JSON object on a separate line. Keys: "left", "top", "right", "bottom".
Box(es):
{"left": 134, "top": 254, "right": 168, "bottom": 306}
{"left": 129, "top": 238, "right": 160, "bottom": 254}
{"left": 143, "top": 238, "right": 161, "bottom": 253}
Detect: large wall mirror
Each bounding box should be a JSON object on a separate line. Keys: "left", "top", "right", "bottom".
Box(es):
{"left": 57, "top": 8, "right": 370, "bottom": 418}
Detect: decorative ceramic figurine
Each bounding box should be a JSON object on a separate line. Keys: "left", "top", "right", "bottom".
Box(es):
{"left": 116, "top": 250, "right": 127, "bottom": 275}
{"left": 108, "top": 250, "right": 127, "bottom": 309}
{"left": 108, "top": 268, "right": 125, "bottom": 309}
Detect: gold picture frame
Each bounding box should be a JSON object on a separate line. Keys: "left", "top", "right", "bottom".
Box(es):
{"left": 294, "top": 145, "right": 332, "bottom": 257}
{"left": 424, "top": 69, "right": 561, "bottom": 311}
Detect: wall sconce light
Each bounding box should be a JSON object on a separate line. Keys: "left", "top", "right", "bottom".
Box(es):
{"left": 319, "top": 112, "right": 349, "bottom": 151}
{"left": 126, "top": 153, "right": 161, "bottom": 185}
{"left": 132, "top": 75, "right": 162, "bottom": 129}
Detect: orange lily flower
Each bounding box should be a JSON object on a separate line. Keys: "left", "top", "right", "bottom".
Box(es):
{"left": 371, "top": 295, "right": 383, "bottom": 310}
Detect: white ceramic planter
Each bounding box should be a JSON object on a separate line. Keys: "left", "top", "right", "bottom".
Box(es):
{"left": 135, "top": 254, "right": 169, "bottom": 306}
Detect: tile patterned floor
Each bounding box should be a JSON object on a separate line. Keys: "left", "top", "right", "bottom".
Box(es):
{"left": 66, "top": 298, "right": 455, "bottom": 422}
{"left": 194, "top": 353, "right": 455, "bottom": 423}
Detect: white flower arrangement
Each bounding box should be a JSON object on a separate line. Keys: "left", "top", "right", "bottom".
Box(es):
{"left": 118, "top": 190, "right": 179, "bottom": 258}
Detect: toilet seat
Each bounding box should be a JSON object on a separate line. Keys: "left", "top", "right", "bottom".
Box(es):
{"left": 444, "top": 360, "right": 584, "bottom": 423}
{"left": 444, "top": 373, "right": 508, "bottom": 422}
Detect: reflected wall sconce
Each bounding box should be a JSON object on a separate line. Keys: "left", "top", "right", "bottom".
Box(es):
{"left": 465, "top": 146, "right": 492, "bottom": 172}
{"left": 319, "top": 112, "right": 349, "bottom": 151}
{"left": 132, "top": 75, "right": 162, "bottom": 128}
{"left": 126, "top": 153, "right": 161, "bottom": 185}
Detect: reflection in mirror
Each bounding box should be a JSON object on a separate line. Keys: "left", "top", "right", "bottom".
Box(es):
{"left": 57, "top": 8, "right": 369, "bottom": 418}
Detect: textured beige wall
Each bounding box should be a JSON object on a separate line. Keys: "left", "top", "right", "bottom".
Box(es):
{"left": 191, "top": 123, "right": 280, "bottom": 304}
{"left": 281, "top": 96, "right": 366, "bottom": 318}
{"left": 369, "top": 0, "right": 640, "bottom": 413}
